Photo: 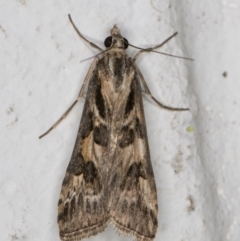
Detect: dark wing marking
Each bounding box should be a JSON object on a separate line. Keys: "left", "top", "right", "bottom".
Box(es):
{"left": 109, "top": 65, "right": 158, "bottom": 241}
{"left": 58, "top": 61, "right": 109, "bottom": 241}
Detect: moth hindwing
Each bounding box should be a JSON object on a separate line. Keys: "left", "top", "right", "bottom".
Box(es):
{"left": 40, "top": 14, "right": 189, "bottom": 241}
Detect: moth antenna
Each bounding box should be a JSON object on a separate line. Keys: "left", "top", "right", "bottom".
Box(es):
{"left": 125, "top": 33, "right": 194, "bottom": 61}
{"left": 80, "top": 47, "right": 113, "bottom": 63}
{"left": 151, "top": 50, "right": 194, "bottom": 61}
{"left": 127, "top": 42, "right": 194, "bottom": 61}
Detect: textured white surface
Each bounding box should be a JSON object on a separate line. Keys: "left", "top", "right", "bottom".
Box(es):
{"left": 1, "top": 0, "right": 240, "bottom": 241}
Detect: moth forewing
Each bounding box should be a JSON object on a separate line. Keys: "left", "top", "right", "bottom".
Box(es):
{"left": 57, "top": 24, "right": 159, "bottom": 241}
{"left": 40, "top": 15, "right": 189, "bottom": 241}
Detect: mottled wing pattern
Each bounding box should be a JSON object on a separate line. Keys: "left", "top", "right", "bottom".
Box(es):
{"left": 58, "top": 60, "right": 109, "bottom": 240}
{"left": 109, "top": 61, "right": 158, "bottom": 241}
{"left": 58, "top": 51, "right": 158, "bottom": 241}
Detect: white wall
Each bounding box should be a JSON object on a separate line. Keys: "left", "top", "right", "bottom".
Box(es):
{"left": 1, "top": 0, "right": 239, "bottom": 241}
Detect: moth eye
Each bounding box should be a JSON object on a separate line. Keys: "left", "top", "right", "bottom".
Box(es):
{"left": 104, "top": 36, "right": 112, "bottom": 47}
{"left": 123, "top": 38, "right": 129, "bottom": 49}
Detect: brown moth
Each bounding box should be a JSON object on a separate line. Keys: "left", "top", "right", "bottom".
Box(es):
{"left": 39, "top": 14, "right": 189, "bottom": 241}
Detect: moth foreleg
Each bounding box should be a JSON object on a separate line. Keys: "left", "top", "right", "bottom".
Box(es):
{"left": 135, "top": 65, "right": 189, "bottom": 111}
{"left": 39, "top": 57, "right": 99, "bottom": 139}
{"left": 68, "top": 14, "right": 103, "bottom": 52}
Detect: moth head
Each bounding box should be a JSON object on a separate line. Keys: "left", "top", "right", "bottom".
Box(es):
{"left": 104, "top": 25, "right": 128, "bottom": 50}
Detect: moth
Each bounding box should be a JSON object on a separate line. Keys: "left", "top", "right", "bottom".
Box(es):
{"left": 39, "top": 14, "right": 189, "bottom": 241}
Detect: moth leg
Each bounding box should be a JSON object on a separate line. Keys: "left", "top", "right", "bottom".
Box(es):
{"left": 39, "top": 57, "right": 99, "bottom": 139}
{"left": 135, "top": 65, "right": 189, "bottom": 111}
{"left": 133, "top": 32, "right": 177, "bottom": 62}
{"left": 68, "top": 14, "right": 103, "bottom": 52}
